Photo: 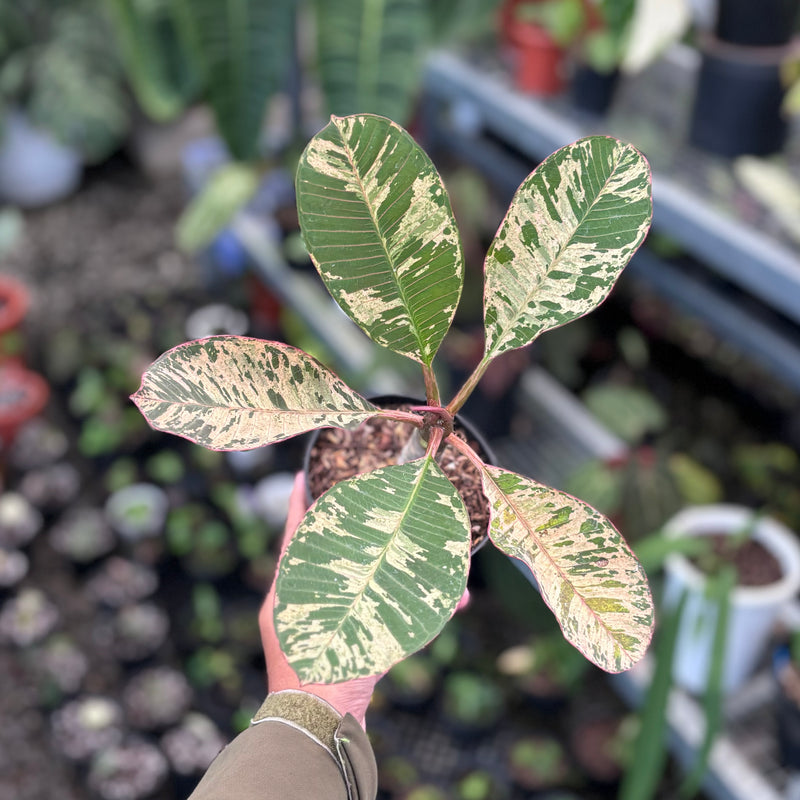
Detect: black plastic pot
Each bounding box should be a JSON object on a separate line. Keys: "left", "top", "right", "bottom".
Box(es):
{"left": 689, "top": 38, "right": 789, "bottom": 157}
{"left": 571, "top": 65, "right": 620, "bottom": 116}
{"left": 774, "top": 644, "right": 800, "bottom": 769}
{"left": 715, "top": 0, "right": 800, "bottom": 47}
{"left": 303, "top": 395, "right": 496, "bottom": 554}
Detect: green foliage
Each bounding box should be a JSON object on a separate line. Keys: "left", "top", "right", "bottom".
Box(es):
{"left": 134, "top": 117, "right": 655, "bottom": 683}
{"left": 105, "top": 0, "right": 199, "bottom": 122}
{"left": 0, "top": 0, "right": 130, "bottom": 161}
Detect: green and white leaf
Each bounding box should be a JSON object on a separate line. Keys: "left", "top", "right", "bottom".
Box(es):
{"left": 481, "top": 465, "right": 654, "bottom": 672}
{"left": 131, "top": 336, "right": 377, "bottom": 450}
{"left": 274, "top": 458, "right": 471, "bottom": 683}
{"left": 296, "top": 114, "right": 464, "bottom": 366}
{"left": 483, "top": 136, "right": 651, "bottom": 361}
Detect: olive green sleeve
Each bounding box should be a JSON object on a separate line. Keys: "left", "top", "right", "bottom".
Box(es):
{"left": 188, "top": 690, "right": 378, "bottom": 800}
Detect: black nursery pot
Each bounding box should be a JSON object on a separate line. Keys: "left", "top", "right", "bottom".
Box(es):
{"left": 303, "top": 395, "right": 496, "bottom": 555}
{"left": 774, "top": 645, "right": 800, "bottom": 769}
{"left": 715, "top": 0, "right": 800, "bottom": 47}
{"left": 570, "top": 65, "right": 620, "bottom": 116}
{"left": 689, "top": 39, "right": 789, "bottom": 158}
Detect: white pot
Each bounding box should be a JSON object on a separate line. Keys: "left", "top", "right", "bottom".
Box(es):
{"left": 0, "top": 110, "right": 82, "bottom": 208}
{"left": 663, "top": 504, "right": 800, "bottom": 694}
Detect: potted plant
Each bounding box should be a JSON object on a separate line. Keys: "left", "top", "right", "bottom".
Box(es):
{"left": 0, "top": 492, "right": 43, "bottom": 550}
{"left": 48, "top": 507, "right": 116, "bottom": 569}
{"left": 662, "top": 504, "right": 800, "bottom": 694}
{"left": 0, "top": 0, "right": 130, "bottom": 206}
{"left": 160, "top": 712, "right": 227, "bottom": 793}
{"left": 133, "top": 115, "right": 655, "bottom": 685}
{"left": 0, "top": 587, "right": 59, "bottom": 647}
{"left": 507, "top": 734, "right": 571, "bottom": 793}
{"left": 50, "top": 695, "right": 125, "bottom": 763}
{"left": 0, "top": 364, "right": 49, "bottom": 450}
{"left": 121, "top": 666, "right": 194, "bottom": 732}
{"left": 380, "top": 653, "right": 440, "bottom": 713}
{"left": 454, "top": 769, "right": 510, "bottom": 800}
{"left": 441, "top": 670, "right": 505, "bottom": 738}
{"left": 500, "top": 0, "right": 581, "bottom": 94}
{"left": 85, "top": 557, "right": 159, "bottom": 609}
{"left": 104, "top": 482, "right": 170, "bottom": 543}
{"left": 87, "top": 738, "right": 170, "bottom": 800}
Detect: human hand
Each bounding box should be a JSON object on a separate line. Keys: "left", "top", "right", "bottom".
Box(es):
{"left": 258, "top": 472, "right": 382, "bottom": 727}
{"left": 259, "top": 472, "right": 471, "bottom": 728}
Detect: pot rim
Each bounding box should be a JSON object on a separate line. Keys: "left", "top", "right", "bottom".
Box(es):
{"left": 663, "top": 504, "right": 800, "bottom": 605}
{"left": 302, "top": 394, "right": 496, "bottom": 554}
{"left": 0, "top": 276, "right": 30, "bottom": 334}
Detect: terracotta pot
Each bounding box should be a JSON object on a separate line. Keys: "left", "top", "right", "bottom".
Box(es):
{"left": 506, "top": 20, "right": 567, "bottom": 95}
{"left": 0, "top": 365, "right": 49, "bottom": 449}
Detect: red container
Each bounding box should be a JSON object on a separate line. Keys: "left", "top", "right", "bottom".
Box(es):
{"left": 0, "top": 275, "right": 30, "bottom": 365}
{"left": 0, "top": 365, "right": 49, "bottom": 449}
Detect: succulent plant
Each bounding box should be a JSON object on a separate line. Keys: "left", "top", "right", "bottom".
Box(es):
{"left": 87, "top": 738, "right": 169, "bottom": 800}
{"left": 133, "top": 114, "right": 655, "bottom": 683}
{"left": 160, "top": 712, "right": 227, "bottom": 776}
{"left": 48, "top": 507, "right": 116, "bottom": 565}
{"left": 85, "top": 557, "right": 159, "bottom": 609}
{"left": 108, "top": 602, "right": 169, "bottom": 663}
{"left": 0, "top": 547, "right": 29, "bottom": 589}
{"left": 50, "top": 695, "right": 125, "bottom": 762}
{"left": 0, "top": 492, "right": 43, "bottom": 548}
{"left": 0, "top": 587, "right": 59, "bottom": 646}
{"left": 122, "top": 666, "right": 193, "bottom": 731}
{"left": 34, "top": 634, "right": 89, "bottom": 697}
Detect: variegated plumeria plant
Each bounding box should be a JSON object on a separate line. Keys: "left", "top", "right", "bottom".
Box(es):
{"left": 133, "top": 114, "right": 655, "bottom": 684}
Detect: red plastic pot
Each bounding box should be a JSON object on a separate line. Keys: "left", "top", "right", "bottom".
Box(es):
{"left": 506, "top": 19, "right": 566, "bottom": 95}
{"left": 0, "top": 275, "right": 30, "bottom": 365}
{"left": 0, "top": 365, "right": 49, "bottom": 449}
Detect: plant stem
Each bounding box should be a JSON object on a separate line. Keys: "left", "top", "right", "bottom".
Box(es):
{"left": 375, "top": 409, "right": 425, "bottom": 427}
{"left": 446, "top": 431, "right": 485, "bottom": 471}
{"left": 425, "top": 427, "right": 444, "bottom": 459}
{"left": 446, "top": 354, "right": 491, "bottom": 415}
{"left": 422, "top": 363, "right": 440, "bottom": 406}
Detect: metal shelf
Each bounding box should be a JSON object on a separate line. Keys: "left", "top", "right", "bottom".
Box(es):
{"left": 494, "top": 367, "right": 796, "bottom": 800}
{"left": 421, "top": 48, "right": 800, "bottom": 327}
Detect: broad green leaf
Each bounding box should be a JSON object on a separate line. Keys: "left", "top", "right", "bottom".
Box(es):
{"left": 106, "top": 0, "right": 199, "bottom": 123}
{"left": 176, "top": 163, "right": 261, "bottom": 254}
{"left": 296, "top": 114, "right": 464, "bottom": 366}
{"left": 483, "top": 136, "right": 651, "bottom": 360}
{"left": 131, "top": 336, "right": 377, "bottom": 450}
{"left": 314, "top": 0, "right": 428, "bottom": 125}
{"left": 176, "top": 0, "right": 293, "bottom": 161}
{"left": 274, "top": 458, "right": 471, "bottom": 683}
{"left": 481, "top": 465, "right": 654, "bottom": 672}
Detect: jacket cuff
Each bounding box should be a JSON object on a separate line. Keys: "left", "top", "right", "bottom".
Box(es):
{"left": 251, "top": 690, "right": 377, "bottom": 800}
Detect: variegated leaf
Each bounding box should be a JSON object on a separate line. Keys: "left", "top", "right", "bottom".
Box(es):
{"left": 481, "top": 466, "right": 654, "bottom": 672}
{"left": 274, "top": 458, "right": 471, "bottom": 683}
{"left": 483, "top": 136, "right": 652, "bottom": 360}
{"left": 131, "top": 336, "right": 376, "bottom": 450}
{"left": 296, "top": 114, "right": 464, "bottom": 366}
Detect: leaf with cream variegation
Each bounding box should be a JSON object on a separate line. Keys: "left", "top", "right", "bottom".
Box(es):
{"left": 131, "top": 336, "right": 377, "bottom": 450}
{"left": 483, "top": 136, "right": 652, "bottom": 361}
{"left": 480, "top": 465, "right": 654, "bottom": 672}
{"left": 274, "top": 457, "right": 471, "bottom": 683}
{"left": 296, "top": 114, "right": 464, "bottom": 366}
